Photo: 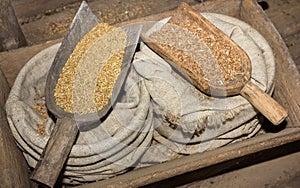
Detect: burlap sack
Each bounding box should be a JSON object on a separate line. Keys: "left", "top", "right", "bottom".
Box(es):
{"left": 6, "top": 43, "right": 153, "bottom": 184}
{"left": 6, "top": 13, "right": 275, "bottom": 183}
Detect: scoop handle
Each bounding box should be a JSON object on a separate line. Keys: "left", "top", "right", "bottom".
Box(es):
{"left": 240, "top": 81, "right": 288, "bottom": 125}
{"left": 31, "top": 116, "right": 78, "bottom": 187}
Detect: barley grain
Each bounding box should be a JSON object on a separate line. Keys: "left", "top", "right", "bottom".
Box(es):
{"left": 54, "top": 23, "right": 127, "bottom": 114}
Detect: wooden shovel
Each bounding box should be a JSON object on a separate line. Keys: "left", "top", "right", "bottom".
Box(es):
{"left": 31, "top": 1, "right": 142, "bottom": 187}
{"left": 142, "top": 2, "right": 287, "bottom": 125}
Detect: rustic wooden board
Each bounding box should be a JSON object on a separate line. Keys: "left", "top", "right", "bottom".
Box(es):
{"left": 240, "top": 0, "right": 300, "bottom": 126}
{"left": 0, "top": 39, "right": 59, "bottom": 86}
{"left": 78, "top": 128, "right": 300, "bottom": 188}
{"left": 0, "top": 69, "right": 31, "bottom": 188}
{"left": 12, "top": 0, "right": 78, "bottom": 18}
{"left": 285, "top": 32, "right": 300, "bottom": 71}
{"left": 13, "top": 0, "right": 200, "bottom": 45}
{"left": 177, "top": 142, "right": 300, "bottom": 187}
{"left": 264, "top": 0, "right": 300, "bottom": 38}
{"left": 0, "top": 0, "right": 26, "bottom": 51}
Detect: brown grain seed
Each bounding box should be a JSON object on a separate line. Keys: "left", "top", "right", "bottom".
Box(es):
{"left": 34, "top": 99, "right": 48, "bottom": 136}
{"left": 149, "top": 15, "right": 245, "bottom": 88}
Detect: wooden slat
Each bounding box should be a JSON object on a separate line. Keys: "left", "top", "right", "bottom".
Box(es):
{"left": 264, "top": 0, "right": 300, "bottom": 37}
{"left": 0, "top": 69, "right": 31, "bottom": 188}
{"left": 284, "top": 32, "right": 300, "bottom": 71}
{"left": 241, "top": 0, "right": 300, "bottom": 126}
{"left": 0, "top": 39, "right": 60, "bottom": 86}
{"left": 0, "top": 0, "right": 27, "bottom": 51}
{"left": 77, "top": 128, "right": 300, "bottom": 188}
{"left": 11, "top": 0, "right": 79, "bottom": 18}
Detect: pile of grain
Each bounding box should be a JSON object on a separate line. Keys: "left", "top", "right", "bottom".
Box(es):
{"left": 54, "top": 23, "right": 127, "bottom": 114}
{"left": 149, "top": 16, "right": 245, "bottom": 89}
{"left": 34, "top": 98, "right": 47, "bottom": 136}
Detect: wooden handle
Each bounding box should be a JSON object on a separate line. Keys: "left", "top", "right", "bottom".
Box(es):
{"left": 240, "top": 81, "right": 288, "bottom": 125}
{"left": 31, "top": 116, "right": 78, "bottom": 187}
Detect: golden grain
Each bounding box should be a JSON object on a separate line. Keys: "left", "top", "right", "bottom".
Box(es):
{"left": 54, "top": 23, "right": 126, "bottom": 114}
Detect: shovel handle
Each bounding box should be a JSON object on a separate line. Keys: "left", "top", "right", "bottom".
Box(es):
{"left": 240, "top": 81, "right": 288, "bottom": 125}
{"left": 31, "top": 116, "right": 78, "bottom": 187}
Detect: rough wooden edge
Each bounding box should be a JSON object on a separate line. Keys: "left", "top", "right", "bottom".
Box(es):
{"left": 240, "top": 0, "right": 300, "bottom": 126}
{"left": 0, "top": 0, "right": 27, "bottom": 51}
{"left": 77, "top": 128, "right": 300, "bottom": 188}
{"left": 0, "top": 39, "right": 60, "bottom": 86}
{"left": 31, "top": 117, "right": 78, "bottom": 188}
{"left": 12, "top": 0, "right": 78, "bottom": 18}
{"left": 115, "top": 0, "right": 241, "bottom": 28}
{"left": 0, "top": 69, "right": 31, "bottom": 188}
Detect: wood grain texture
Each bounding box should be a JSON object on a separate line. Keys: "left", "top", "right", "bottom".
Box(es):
{"left": 12, "top": 0, "right": 79, "bottom": 18}
{"left": 241, "top": 0, "right": 300, "bottom": 126}
{"left": 77, "top": 128, "right": 300, "bottom": 188}
{"left": 240, "top": 81, "right": 288, "bottom": 125}
{"left": 0, "top": 69, "right": 31, "bottom": 188}
{"left": 0, "top": 0, "right": 27, "bottom": 51}
{"left": 142, "top": 2, "right": 251, "bottom": 97}
{"left": 31, "top": 117, "right": 78, "bottom": 188}
{"left": 0, "top": 39, "right": 60, "bottom": 86}
{"left": 263, "top": 0, "right": 300, "bottom": 72}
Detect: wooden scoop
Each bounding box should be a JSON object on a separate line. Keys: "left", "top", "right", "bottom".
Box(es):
{"left": 31, "top": 2, "right": 142, "bottom": 187}
{"left": 142, "top": 2, "right": 287, "bottom": 125}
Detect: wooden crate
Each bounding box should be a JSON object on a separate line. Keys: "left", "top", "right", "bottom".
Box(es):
{"left": 0, "top": 0, "right": 299, "bottom": 187}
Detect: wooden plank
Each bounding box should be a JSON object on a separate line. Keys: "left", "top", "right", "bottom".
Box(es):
{"left": 14, "top": 0, "right": 200, "bottom": 45}
{"left": 241, "top": 0, "right": 300, "bottom": 126}
{"left": 0, "top": 39, "right": 60, "bottom": 86}
{"left": 0, "top": 69, "right": 31, "bottom": 188}
{"left": 77, "top": 128, "right": 300, "bottom": 188}
{"left": 263, "top": 0, "right": 300, "bottom": 70}
{"left": 178, "top": 144, "right": 300, "bottom": 187}
{"left": 0, "top": 0, "right": 26, "bottom": 51}
{"left": 11, "top": 0, "right": 79, "bottom": 18}
{"left": 264, "top": 0, "right": 300, "bottom": 37}
{"left": 284, "top": 32, "right": 300, "bottom": 71}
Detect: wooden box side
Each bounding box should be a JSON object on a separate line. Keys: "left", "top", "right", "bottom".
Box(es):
{"left": 240, "top": 0, "right": 300, "bottom": 127}
{"left": 0, "top": 0, "right": 299, "bottom": 187}
{"left": 0, "top": 69, "right": 31, "bottom": 187}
